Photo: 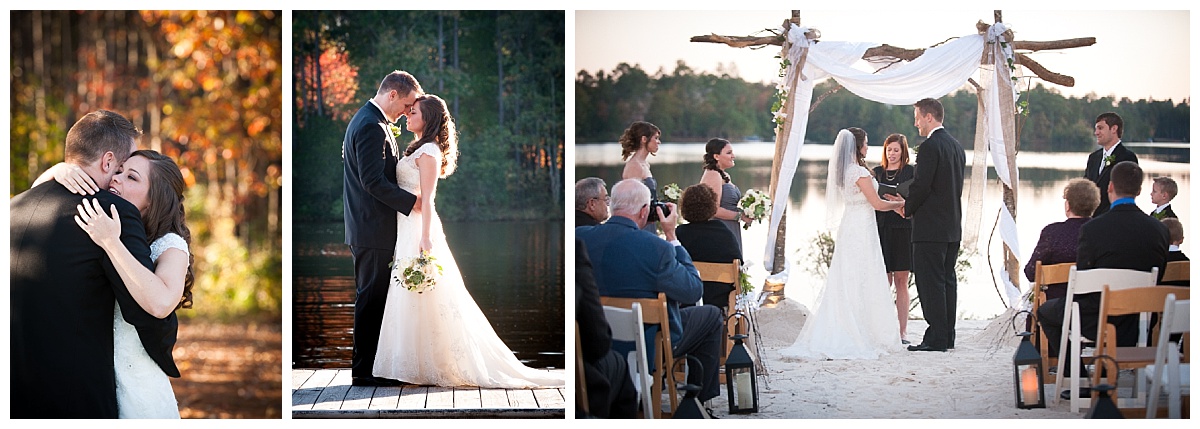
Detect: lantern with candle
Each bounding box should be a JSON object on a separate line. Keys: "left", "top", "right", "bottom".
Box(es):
{"left": 1011, "top": 310, "right": 1045, "bottom": 409}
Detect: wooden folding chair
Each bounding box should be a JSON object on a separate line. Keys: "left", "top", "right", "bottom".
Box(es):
{"left": 575, "top": 322, "right": 590, "bottom": 417}
{"left": 1091, "top": 285, "right": 1190, "bottom": 416}
{"left": 694, "top": 259, "right": 742, "bottom": 382}
{"left": 602, "top": 303, "right": 655, "bottom": 419}
{"left": 1053, "top": 266, "right": 1158, "bottom": 413}
{"left": 1144, "top": 295, "right": 1190, "bottom": 419}
{"left": 1161, "top": 260, "right": 1189, "bottom": 284}
{"left": 600, "top": 293, "right": 676, "bottom": 418}
{"left": 1032, "top": 261, "right": 1074, "bottom": 384}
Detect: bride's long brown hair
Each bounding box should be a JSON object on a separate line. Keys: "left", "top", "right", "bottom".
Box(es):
{"left": 132, "top": 149, "right": 194, "bottom": 310}
{"left": 403, "top": 94, "right": 459, "bottom": 178}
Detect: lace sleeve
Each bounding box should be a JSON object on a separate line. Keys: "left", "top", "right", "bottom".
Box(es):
{"left": 843, "top": 166, "right": 871, "bottom": 191}
{"left": 150, "top": 232, "right": 190, "bottom": 262}
{"left": 412, "top": 142, "right": 443, "bottom": 163}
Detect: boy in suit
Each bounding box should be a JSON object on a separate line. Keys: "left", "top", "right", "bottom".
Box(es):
{"left": 1149, "top": 176, "right": 1179, "bottom": 220}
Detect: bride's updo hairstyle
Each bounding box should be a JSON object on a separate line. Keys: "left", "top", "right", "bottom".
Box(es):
{"left": 133, "top": 149, "right": 194, "bottom": 310}
{"left": 702, "top": 138, "right": 731, "bottom": 183}
{"left": 619, "top": 121, "right": 660, "bottom": 161}
{"left": 404, "top": 94, "right": 459, "bottom": 178}
{"left": 847, "top": 127, "right": 868, "bottom": 169}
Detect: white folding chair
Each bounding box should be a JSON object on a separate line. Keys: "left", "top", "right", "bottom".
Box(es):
{"left": 1053, "top": 266, "right": 1158, "bottom": 412}
{"left": 603, "top": 303, "right": 655, "bottom": 419}
{"left": 1143, "top": 296, "right": 1190, "bottom": 418}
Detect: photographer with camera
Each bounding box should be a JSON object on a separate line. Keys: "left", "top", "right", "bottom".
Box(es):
{"left": 576, "top": 179, "right": 725, "bottom": 413}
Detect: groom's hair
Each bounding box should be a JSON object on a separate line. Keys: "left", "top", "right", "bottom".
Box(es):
{"left": 1109, "top": 160, "right": 1143, "bottom": 197}
{"left": 377, "top": 70, "right": 423, "bottom": 98}
{"left": 1095, "top": 112, "right": 1123, "bottom": 138}
{"left": 914, "top": 98, "right": 944, "bottom": 123}
{"left": 64, "top": 110, "right": 141, "bottom": 165}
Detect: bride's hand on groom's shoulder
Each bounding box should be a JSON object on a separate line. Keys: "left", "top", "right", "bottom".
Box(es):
{"left": 74, "top": 198, "right": 122, "bottom": 247}
{"left": 51, "top": 162, "right": 99, "bottom": 195}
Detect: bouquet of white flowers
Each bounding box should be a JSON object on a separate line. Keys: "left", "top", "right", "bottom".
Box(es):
{"left": 392, "top": 251, "right": 443, "bottom": 294}
{"left": 661, "top": 182, "right": 682, "bottom": 203}
{"left": 738, "top": 188, "right": 772, "bottom": 230}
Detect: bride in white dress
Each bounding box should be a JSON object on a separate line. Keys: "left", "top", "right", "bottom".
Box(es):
{"left": 780, "top": 128, "right": 905, "bottom": 360}
{"left": 43, "top": 149, "right": 192, "bottom": 418}
{"left": 373, "top": 94, "right": 564, "bottom": 388}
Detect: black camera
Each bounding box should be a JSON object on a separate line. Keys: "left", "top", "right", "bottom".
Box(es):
{"left": 646, "top": 199, "right": 672, "bottom": 222}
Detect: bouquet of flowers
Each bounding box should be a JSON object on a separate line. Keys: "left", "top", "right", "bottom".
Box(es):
{"left": 661, "top": 182, "right": 682, "bottom": 203}
{"left": 738, "top": 188, "right": 772, "bottom": 230}
{"left": 392, "top": 251, "right": 443, "bottom": 294}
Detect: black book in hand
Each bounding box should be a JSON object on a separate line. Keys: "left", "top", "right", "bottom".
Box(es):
{"left": 878, "top": 180, "right": 912, "bottom": 199}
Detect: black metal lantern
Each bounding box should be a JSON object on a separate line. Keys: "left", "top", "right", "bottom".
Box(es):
{"left": 1085, "top": 355, "right": 1124, "bottom": 419}
{"left": 725, "top": 330, "right": 758, "bottom": 414}
{"left": 670, "top": 356, "right": 710, "bottom": 419}
{"left": 1011, "top": 310, "right": 1045, "bottom": 409}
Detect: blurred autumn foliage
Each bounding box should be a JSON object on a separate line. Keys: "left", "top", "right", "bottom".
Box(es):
{"left": 292, "top": 11, "right": 564, "bottom": 222}
{"left": 9, "top": 10, "right": 283, "bottom": 320}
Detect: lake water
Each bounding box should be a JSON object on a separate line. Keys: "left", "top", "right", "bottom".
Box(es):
{"left": 292, "top": 220, "right": 565, "bottom": 369}
{"left": 576, "top": 141, "right": 1190, "bottom": 320}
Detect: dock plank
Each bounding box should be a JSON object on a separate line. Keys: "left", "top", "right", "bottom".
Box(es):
{"left": 343, "top": 385, "right": 376, "bottom": 410}
{"left": 426, "top": 386, "right": 454, "bottom": 408}
{"left": 480, "top": 388, "right": 511, "bottom": 408}
{"left": 292, "top": 369, "right": 314, "bottom": 390}
{"left": 507, "top": 389, "right": 538, "bottom": 408}
{"left": 532, "top": 388, "right": 565, "bottom": 408}
{"left": 454, "top": 387, "right": 482, "bottom": 408}
{"left": 396, "top": 385, "right": 427, "bottom": 409}
{"left": 369, "top": 386, "right": 402, "bottom": 410}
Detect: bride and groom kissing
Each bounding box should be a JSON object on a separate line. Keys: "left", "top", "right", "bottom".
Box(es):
{"left": 343, "top": 71, "right": 563, "bottom": 388}
{"left": 12, "top": 110, "right": 195, "bottom": 418}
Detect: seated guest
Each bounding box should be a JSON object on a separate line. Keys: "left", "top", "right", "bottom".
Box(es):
{"left": 1148, "top": 176, "right": 1179, "bottom": 220}
{"left": 576, "top": 238, "right": 637, "bottom": 418}
{"left": 576, "top": 179, "right": 724, "bottom": 413}
{"left": 1038, "top": 161, "right": 1169, "bottom": 390}
{"left": 576, "top": 177, "right": 610, "bottom": 227}
{"left": 1161, "top": 217, "right": 1189, "bottom": 286}
{"left": 676, "top": 184, "right": 742, "bottom": 311}
{"left": 1024, "top": 178, "right": 1100, "bottom": 300}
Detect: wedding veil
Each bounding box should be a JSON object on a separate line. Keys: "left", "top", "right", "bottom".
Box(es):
{"left": 825, "top": 129, "right": 860, "bottom": 233}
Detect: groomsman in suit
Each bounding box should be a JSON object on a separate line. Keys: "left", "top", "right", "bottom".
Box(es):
{"left": 1149, "top": 176, "right": 1179, "bottom": 220}
{"left": 1085, "top": 112, "right": 1138, "bottom": 217}
{"left": 12, "top": 110, "right": 175, "bottom": 417}
{"left": 576, "top": 179, "right": 724, "bottom": 410}
{"left": 892, "top": 97, "right": 965, "bottom": 352}
{"left": 1038, "top": 161, "right": 1169, "bottom": 384}
{"left": 343, "top": 71, "right": 423, "bottom": 387}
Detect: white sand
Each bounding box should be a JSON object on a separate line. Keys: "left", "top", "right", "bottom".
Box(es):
{"left": 705, "top": 298, "right": 1089, "bottom": 419}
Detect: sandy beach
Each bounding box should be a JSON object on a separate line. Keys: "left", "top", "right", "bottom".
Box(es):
{"left": 705, "top": 299, "right": 1096, "bottom": 419}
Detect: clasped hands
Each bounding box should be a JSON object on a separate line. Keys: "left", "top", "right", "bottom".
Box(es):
{"left": 883, "top": 194, "right": 906, "bottom": 217}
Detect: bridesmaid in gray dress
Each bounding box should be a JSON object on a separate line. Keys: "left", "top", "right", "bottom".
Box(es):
{"left": 699, "top": 138, "right": 751, "bottom": 251}
{"left": 620, "top": 121, "right": 663, "bottom": 234}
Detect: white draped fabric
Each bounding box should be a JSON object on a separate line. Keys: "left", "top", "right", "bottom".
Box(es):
{"left": 764, "top": 25, "right": 1022, "bottom": 307}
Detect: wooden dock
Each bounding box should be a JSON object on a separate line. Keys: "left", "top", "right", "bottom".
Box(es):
{"left": 292, "top": 369, "right": 567, "bottom": 418}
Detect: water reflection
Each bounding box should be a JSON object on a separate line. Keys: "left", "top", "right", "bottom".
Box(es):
{"left": 576, "top": 142, "right": 1189, "bottom": 320}
{"left": 293, "top": 221, "right": 565, "bottom": 369}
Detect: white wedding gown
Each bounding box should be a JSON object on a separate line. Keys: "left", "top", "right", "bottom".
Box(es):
{"left": 779, "top": 166, "right": 902, "bottom": 360}
{"left": 113, "top": 232, "right": 186, "bottom": 418}
{"left": 373, "top": 143, "right": 564, "bottom": 388}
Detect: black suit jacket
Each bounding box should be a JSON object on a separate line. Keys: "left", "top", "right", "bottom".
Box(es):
{"left": 677, "top": 220, "right": 742, "bottom": 308}
{"left": 343, "top": 101, "right": 418, "bottom": 249}
{"left": 1150, "top": 204, "right": 1178, "bottom": 220}
{"left": 1075, "top": 202, "right": 1170, "bottom": 346}
{"left": 11, "top": 182, "right": 177, "bottom": 418}
{"left": 906, "top": 128, "right": 966, "bottom": 243}
{"left": 1084, "top": 143, "right": 1138, "bottom": 217}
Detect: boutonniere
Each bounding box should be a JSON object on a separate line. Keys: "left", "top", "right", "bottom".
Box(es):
{"left": 1153, "top": 210, "right": 1166, "bottom": 220}
{"left": 387, "top": 123, "right": 403, "bottom": 140}
{"left": 1103, "top": 154, "right": 1115, "bottom": 167}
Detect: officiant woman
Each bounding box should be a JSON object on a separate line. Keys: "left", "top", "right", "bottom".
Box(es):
{"left": 873, "top": 132, "right": 915, "bottom": 344}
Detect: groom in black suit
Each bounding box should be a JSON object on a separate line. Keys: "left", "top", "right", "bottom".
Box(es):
{"left": 343, "top": 70, "right": 423, "bottom": 386}
{"left": 1084, "top": 112, "right": 1137, "bottom": 217}
{"left": 893, "top": 98, "right": 966, "bottom": 352}
{"left": 12, "top": 110, "right": 177, "bottom": 418}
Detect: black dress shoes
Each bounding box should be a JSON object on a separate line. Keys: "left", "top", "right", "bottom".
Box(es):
{"left": 907, "top": 343, "right": 948, "bottom": 352}
{"left": 352, "top": 376, "right": 405, "bottom": 387}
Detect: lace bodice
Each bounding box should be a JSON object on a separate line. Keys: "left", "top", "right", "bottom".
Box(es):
{"left": 841, "top": 165, "right": 875, "bottom": 205}
{"left": 395, "top": 143, "right": 443, "bottom": 194}
{"left": 150, "top": 232, "right": 189, "bottom": 263}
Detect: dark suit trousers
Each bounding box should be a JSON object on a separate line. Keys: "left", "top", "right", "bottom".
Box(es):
{"left": 913, "top": 241, "right": 959, "bottom": 349}
{"left": 351, "top": 245, "right": 394, "bottom": 379}
{"left": 673, "top": 305, "right": 724, "bottom": 402}
{"left": 584, "top": 350, "right": 638, "bottom": 418}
